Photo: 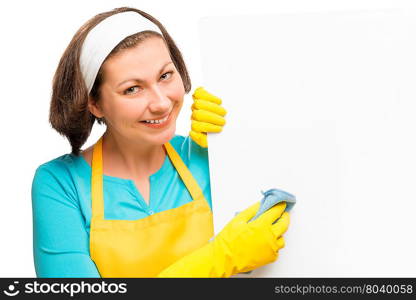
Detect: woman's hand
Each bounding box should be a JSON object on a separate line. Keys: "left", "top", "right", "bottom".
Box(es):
{"left": 157, "top": 201, "right": 290, "bottom": 278}
{"left": 214, "top": 201, "right": 290, "bottom": 275}
{"left": 189, "top": 87, "right": 227, "bottom": 148}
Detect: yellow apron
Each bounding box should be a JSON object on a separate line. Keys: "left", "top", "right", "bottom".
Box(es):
{"left": 89, "top": 136, "right": 214, "bottom": 277}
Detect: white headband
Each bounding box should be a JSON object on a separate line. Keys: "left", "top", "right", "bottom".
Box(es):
{"left": 80, "top": 11, "right": 163, "bottom": 93}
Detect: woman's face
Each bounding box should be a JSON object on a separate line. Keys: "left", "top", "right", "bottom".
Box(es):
{"left": 91, "top": 36, "right": 185, "bottom": 146}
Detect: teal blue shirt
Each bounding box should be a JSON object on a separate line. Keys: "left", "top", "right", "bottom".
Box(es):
{"left": 31, "top": 134, "right": 212, "bottom": 278}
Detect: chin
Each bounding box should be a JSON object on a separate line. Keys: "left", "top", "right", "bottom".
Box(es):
{"left": 152, "top": 124, "right": 176, "bottom": 145}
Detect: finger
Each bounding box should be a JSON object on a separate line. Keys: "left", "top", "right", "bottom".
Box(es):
{"left": 271, "top": 235, "right": 285, "bottom": 252}
{"left": 192, "top": 87, "right": 222, "bottom": 105}
{"left": 234, "top": 201, "right": 261, "bottom": 222}
{"left": 254, "top": 202, "right": 286, "bottom": 226}
{"left": 189, "top": 131, "right": 207, "bottom": 148}
{"left": 275, "top": 236, "right": 285, "bottom": 250}
{"left": 271, "top": 212, "right": 290, "bottom": 238}
{"left": 192, "top": 120, "right": 223, "bottom": 133}
{"left": 192, "top": 110, "right": 226, "bottom": 126}
{"left": 192, "top": 99, "right": 227, "bottom": 116}
{"left": 268, "top": 250, "right": 279, "bottom": 264}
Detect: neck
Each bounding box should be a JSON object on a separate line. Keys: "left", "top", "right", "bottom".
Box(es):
{"left": 102, "top": 129, "right": 167, "bottom": 178}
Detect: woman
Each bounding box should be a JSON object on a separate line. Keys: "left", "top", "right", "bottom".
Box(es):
{"left": 31, "top": 7, "right": 290, "bottom": 278}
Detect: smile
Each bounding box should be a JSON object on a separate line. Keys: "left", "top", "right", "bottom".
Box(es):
{"left": 139, "top": 111, "right": 173, "bottom": 129}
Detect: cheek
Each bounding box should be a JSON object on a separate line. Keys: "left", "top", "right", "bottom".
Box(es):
{"left": 105, "top": 98, "right": 148, "bottom": 122}
{"left": 170, "top": 78, "right": 186, "bottom": 103}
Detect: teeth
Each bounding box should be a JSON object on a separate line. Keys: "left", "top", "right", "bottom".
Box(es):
{"left": 144, "top": 115, "right": 169, "bottom": 124}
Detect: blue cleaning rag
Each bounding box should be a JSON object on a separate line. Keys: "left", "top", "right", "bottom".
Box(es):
{"left": 234, "top": 188, "right": 296, "bottom": 222}
{"left": 249, "top": 188, "right": 296, "bottom": 223}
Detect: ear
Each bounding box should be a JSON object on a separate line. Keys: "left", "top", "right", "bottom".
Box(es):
{"left": 88, "top": 96, "right": 104, "bottom": 118}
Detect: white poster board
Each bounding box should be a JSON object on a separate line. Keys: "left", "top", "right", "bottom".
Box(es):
{"left": 199, "top": 10, "right": 416, "bottom": 277}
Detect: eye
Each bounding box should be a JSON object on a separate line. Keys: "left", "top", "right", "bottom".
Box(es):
{"left": 160, "top": 71, "right": 174, "bottom": 81}
{"left": 124, "top": 86, "right": 140, "bottom": 95}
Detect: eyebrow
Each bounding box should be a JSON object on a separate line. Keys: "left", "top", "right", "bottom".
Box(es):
{"left": 116, "top": 61, "right": 174, "bottom": 88}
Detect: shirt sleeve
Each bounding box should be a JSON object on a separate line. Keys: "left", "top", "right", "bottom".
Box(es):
{"left": 31, "top": 164, "right": 101, "bottom": 278}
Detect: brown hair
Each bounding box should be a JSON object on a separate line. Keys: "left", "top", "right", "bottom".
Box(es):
{"left": 49, "top": 7, "right": 191, "bottom": 156}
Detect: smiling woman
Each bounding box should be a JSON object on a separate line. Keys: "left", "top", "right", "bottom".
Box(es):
{"left": 31, "top": 6, "right": 289, "bottom": 279}
{"left": 49, "top": 8, "right": 191, "bottom": 157}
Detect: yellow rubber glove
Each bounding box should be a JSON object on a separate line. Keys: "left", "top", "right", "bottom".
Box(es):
{"left": 157, "top": 201, "right": 290, "bottom": 278}
{"left": 189, "top": 87, "right": 227, "bottom": 148}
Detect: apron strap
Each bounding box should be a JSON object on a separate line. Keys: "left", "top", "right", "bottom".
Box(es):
{"left": 91, "top": 136, "right": 207, "bottom": 220}
{"left": 91, "top": 136, "right": 104, "bottom": 220}
{"left": 163, "top": 142, "right": 207, "bottom": 204}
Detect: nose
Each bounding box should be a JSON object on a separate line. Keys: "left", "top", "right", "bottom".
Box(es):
{"left": 148, "top": 86, "right": 171, "bottom": 113}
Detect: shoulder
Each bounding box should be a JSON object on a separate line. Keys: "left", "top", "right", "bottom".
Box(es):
{"left": 170, "top": 134, "right": 212, "bottom": 210}
{"left": 169, "top": 134, "right": 208, "bottom": 161}
{"left": 169, "top": 134, "right": 186, "bottom": 150}
{"left": 32, "top": 154, "right": 82, "bottom": 205}
{"left": 169, "top": 134, "right": 210, "bottom": 179}
{"left": 33, "top": 154, "right": 80, "bottom": 178}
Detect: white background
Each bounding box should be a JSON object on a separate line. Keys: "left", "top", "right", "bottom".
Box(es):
{"left": 1, "top": 0, "right": 416, "bottom": 277}
{"left": 202, "top": 10, "right": 416, "bottom": 276}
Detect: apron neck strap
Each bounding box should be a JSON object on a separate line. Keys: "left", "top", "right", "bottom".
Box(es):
{"left": 91, "top": 136, "right": 104, "bottom": 220}
{"left": 163, "top": 142, "right": 206, "bottom": 203}
{"left": 91, "top": 136, "right": 207, "bottom": 220}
